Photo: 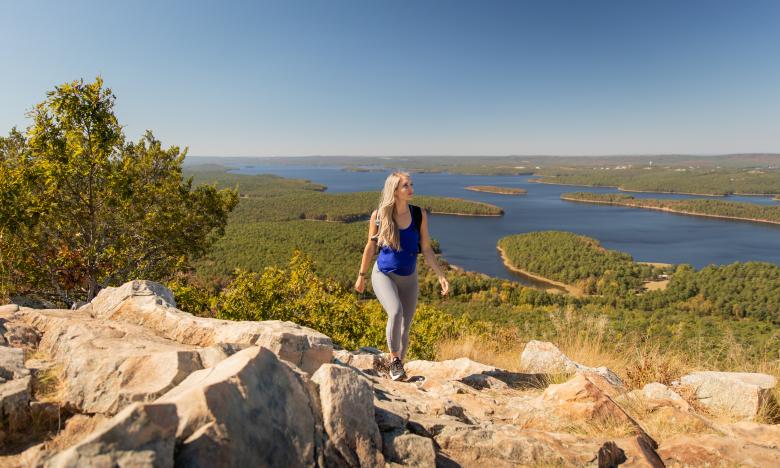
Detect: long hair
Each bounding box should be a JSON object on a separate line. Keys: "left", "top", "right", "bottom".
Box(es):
{"left": 376, "top": 171, "right": 410, "bottom": 251}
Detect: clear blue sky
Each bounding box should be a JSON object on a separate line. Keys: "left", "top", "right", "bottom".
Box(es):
{"left": 2, "top": 0, "right": 779, "bottom": 156}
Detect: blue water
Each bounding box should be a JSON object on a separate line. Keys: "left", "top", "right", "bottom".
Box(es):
{"left": 231, "top": 165, "right": 780, "bottom": 281}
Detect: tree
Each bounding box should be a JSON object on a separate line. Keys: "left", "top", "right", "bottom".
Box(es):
{"left": 0, "top": 78, "right": 238, "bottom": 304}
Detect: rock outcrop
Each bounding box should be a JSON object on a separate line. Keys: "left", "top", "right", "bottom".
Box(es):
{"left": 1, "top": 282, "right": 779, "bottom": 467}
{"left": 520, "top": 339, "right": 623, "bottom": 387}
{"left": 680, "top": 371, "right": 778, "bottom": 419}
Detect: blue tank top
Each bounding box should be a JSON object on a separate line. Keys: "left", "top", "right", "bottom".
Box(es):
{"left": 377, "top": 223, "right": 419, "bottom": 276}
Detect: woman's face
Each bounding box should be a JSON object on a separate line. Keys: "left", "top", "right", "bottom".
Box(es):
{"left": 395, "top": 176, "right": 414, "bottom": 201}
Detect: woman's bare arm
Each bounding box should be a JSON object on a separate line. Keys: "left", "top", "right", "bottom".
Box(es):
{"left": 354, "top": 210, "right": 379, "bottom": 292}
{"left": 419, "top": 210, "right": 449, "bottom": 294}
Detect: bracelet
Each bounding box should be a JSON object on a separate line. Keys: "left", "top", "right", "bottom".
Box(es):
{"left": 359, "top": 272, "right": 367, "bottom": 277}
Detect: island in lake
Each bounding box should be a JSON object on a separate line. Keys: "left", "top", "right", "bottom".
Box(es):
{"left": 465, "top": 185, "right": 527, "bottom": 195}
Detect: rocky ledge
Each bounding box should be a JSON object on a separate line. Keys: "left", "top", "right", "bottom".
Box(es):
{"left": 0, "top": 280, "right": 778, "bottom": 467}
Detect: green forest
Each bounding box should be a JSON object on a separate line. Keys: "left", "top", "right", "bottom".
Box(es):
{"left": 533, "top": 167, "right": 780, "bottom": 195}
{"left": 561, "top": 192, "right": 780, "bottom": 225}
{"left": 498, "top": 231, "right": 662, "bottom": 295}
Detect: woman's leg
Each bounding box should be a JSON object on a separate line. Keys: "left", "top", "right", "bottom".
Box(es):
{"left": 371, "top": 262, "right": 404, "bottom": 356}
{"left": 395, "top": 270, "right": 419, "bottom": 361}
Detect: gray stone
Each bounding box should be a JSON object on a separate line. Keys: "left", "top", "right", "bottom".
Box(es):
{"left": 312, "top": 363, "right": 384, "bottom": 467}
{"left": 382, "top": 430, "right": 436, "bottom": 466}
{"left": 44, "top": 402, "right": 177, "bottom": 468}
{"left": 520, "top": 340, "right": 623, "bottom": 387}
{"left": 87, "top": 280, "right": 333, "bottom": 374}
{"left": 197, "top": 342, "right": 248, "bottom": 368}
{"left": 0, "top": 376, "right": 31, "bottom": 435}
{"left": 680, "top": 371, "right": 777, "bottom": 419}
{"left": 158, "top": 346, "right": 320, "bottom": 467}
{"left": 3, "top": 322, "right": 41, "bottom": 349}
{"left": 0, "top": 346, "right": 29, "bottom": 381}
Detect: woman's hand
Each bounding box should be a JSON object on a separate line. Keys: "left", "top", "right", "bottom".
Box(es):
{"left": 438, "top": 275, "right": 449, "bottom": 296}
{"left": 354, "top": 276, "right": 366, "bottom": 293}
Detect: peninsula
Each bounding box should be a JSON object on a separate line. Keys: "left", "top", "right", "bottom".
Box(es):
{"left": 561, "top": 192, "right": 780, "bottom": 226}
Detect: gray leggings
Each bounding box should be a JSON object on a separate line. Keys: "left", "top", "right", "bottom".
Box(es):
{"left": 371, "top": 262, "right": 419, "bottom": 360}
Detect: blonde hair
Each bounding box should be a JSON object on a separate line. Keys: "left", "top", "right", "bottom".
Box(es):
{"left": 376, "top": 171, "right": 410, "bottom": 251}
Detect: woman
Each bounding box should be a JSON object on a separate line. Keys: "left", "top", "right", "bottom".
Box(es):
{"left": 354, "top": 171, "right": 449, "bottom": 380}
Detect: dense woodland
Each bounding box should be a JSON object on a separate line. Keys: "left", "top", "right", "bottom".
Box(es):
{"left": 534, "top": 167, "right": 780, "bottom": 195}
{"left": 562, "top": 192, "right": 780, "bottom": 224}
{"left": 498, "top": 231, "right": 662, "bottom": 295}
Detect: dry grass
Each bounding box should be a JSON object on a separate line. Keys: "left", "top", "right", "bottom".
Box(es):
{"left": 42, "top": 414, "right": 108, "bottom": 453}
{"left": 435, "top": 308, "right": 780, "bottom": 439}
{"left": 436, "top": 326, "right": 525, "bottom": 372}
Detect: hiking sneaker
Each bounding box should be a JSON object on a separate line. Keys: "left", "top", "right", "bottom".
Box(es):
{"left": 389, "top": 357, "right": 406, "bottom": 381}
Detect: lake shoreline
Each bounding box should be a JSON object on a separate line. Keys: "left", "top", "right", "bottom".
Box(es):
{"left": 429, "top": 211, "right": 503, "bottom": 217}
{"left": 528, "top": 178, "right": 766, "bottom": 197}
{"left": 561, "top": 196, "right": 780, "bottom": 227}
{"left": 496, "top": 245, "right": 584, "bottom": 297}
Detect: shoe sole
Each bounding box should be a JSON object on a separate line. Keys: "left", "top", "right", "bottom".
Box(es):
{"left": 390, "top": 372, "right": 406, "bottom": 381}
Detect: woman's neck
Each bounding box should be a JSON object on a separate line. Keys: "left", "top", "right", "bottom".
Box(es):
{"left": 394, "top": 201, "right": 409, "bottom": 216}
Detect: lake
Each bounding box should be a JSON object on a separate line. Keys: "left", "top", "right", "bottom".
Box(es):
{"left": 230, "top": 164, "right": 780, "bottom": 282}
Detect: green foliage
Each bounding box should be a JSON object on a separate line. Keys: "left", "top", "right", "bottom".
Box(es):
{"left": 629, "top": 262, "right": 780, "bottom": 324}
{"left": 216, "top": 252, "right": 382, "bottom": 350}
{"left": 498, "top": 231, "right": 659, "bottom": 295}
{"left": 563, "top": 192, "right": 780, "bottom": 224}
{"left": 0, "top": 78, "right": 238, "bottom": 304}
{"left": 535, "top": 167, "right": 780, "bottom": 195}
{"left": 175, "top": 251, "right": 476, "bottom": 359}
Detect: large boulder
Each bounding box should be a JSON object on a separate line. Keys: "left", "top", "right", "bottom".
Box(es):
{"left": 680, "top": 371, "right": 777, "bottom": 419}
{"left": 44, "top": 403, "right": 177, "bottom": 468}
{"left": 520, "top": 340, "right": 623, "bottom": 387}
{"left": 157, "top": 346, "right": 322, "bottom": 467}
{"left": 312, "top": 364, "right": 384, "bottom": 466}
{"left": 539, "top": 374, "right": 634, "bottom": 426}
{"left": 86, "top": 280, "right": 333, "bottom": 374}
